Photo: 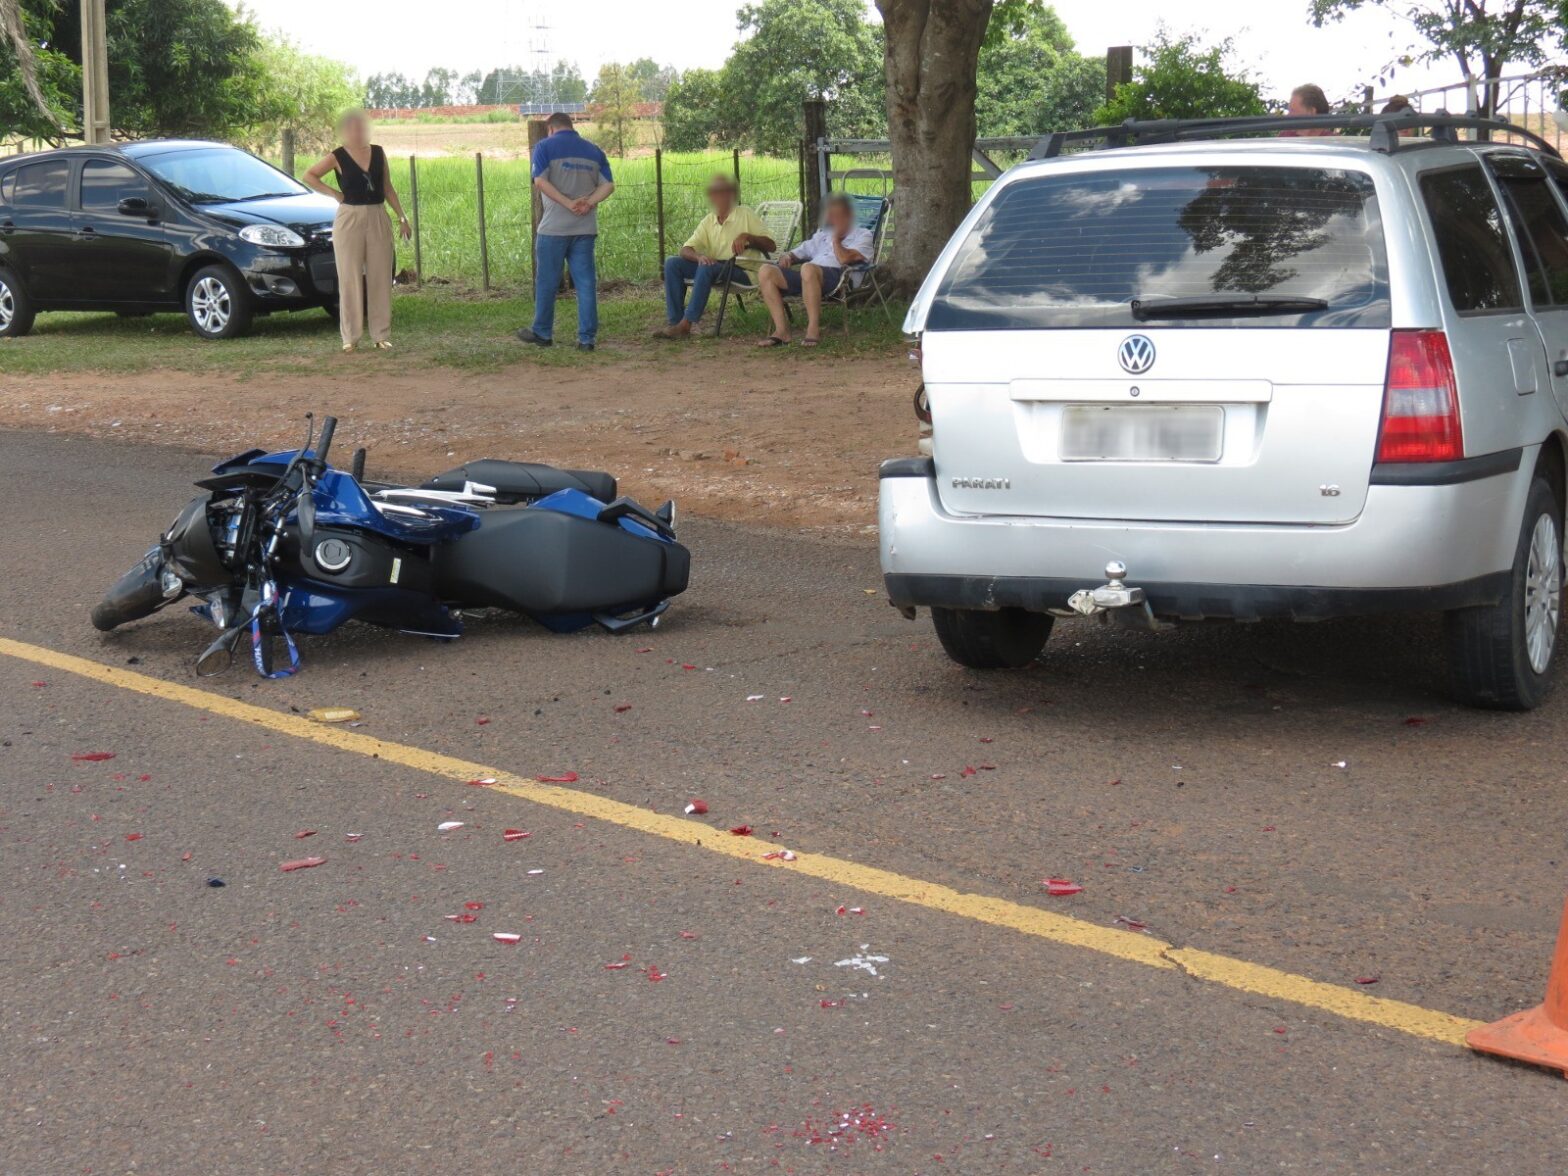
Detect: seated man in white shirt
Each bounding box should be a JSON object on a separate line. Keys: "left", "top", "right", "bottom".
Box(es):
{"left": 755, "top": 193, "right": 873, "bottom": 348}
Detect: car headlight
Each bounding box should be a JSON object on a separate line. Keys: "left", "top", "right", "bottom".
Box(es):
{"left": 239, "top": 224, "right": 306, "bottom": 248}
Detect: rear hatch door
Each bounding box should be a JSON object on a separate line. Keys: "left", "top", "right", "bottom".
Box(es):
{"left": 921, "top": 160, "right": 1394, "bottom": 524}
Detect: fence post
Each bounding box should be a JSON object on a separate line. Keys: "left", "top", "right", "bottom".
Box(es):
{"left": 1107, "top": 46, "right": 1133, "bottom": 103}
{"left": 655, "top": 147, "right": 666, "bottom": 276}
{"left": 409, "top": 155, "right": 422, "bottom": 285}
{"left": 732, "top": 147, "right": 741, "bottom": 193}
{"left": 528, "top": 119, "right": 548, "bottom": 287}
{"left": 803, "top": 98, "right": 827, "bottom": 229}
{"left": 280, "top": 128, "right": 295, "bottom": 177}
{"left": 475, "top": 152, "right": 490, "bottom": 292}
{"left": 1362, "top": 85, "right": 1375, "bottom": 114}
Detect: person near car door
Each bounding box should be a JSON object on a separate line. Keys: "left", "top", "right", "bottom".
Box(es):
{"left": 303, "top": 110, "right": 411, "bottom": 351}
{"left": 515, "top": 112, "right": 614, "bottom": 352}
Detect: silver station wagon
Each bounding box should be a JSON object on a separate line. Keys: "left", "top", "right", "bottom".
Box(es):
{"left": 882, "top": 113, "right": 1568, "bottom": 709}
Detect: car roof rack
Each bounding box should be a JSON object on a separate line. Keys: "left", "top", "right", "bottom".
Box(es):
{"left": 1028, "top": 110, "right": 1562, "bottom": 162}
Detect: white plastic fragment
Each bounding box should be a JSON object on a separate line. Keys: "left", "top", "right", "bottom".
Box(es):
{"left": 492, "top": 932, "right": 522, "bottom": 945}
{"left": 834, "top": 947, "right": 890, "bottom": 977}
{"left": 790, "top": 956, "right": 812, "bottom": 965}
{"left": 437, "top": 821, "right": 465, "bottom": 832}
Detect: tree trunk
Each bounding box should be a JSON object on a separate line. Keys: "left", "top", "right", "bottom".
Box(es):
{"left": 876, "top": 0, "right": 994, "bottom": 298}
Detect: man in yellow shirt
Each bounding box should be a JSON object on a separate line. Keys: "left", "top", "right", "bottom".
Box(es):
{"left": 655, "top": 174, "right": 776, "bottom": 339}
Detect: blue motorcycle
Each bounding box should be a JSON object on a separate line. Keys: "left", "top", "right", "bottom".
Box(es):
{"left": 92, "top": 414, "right": 691, "bottom": 677}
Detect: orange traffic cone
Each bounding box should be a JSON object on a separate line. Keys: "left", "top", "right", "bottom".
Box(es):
{"left": 1468, "top": 895, "right": 1568, "bottom": 1077}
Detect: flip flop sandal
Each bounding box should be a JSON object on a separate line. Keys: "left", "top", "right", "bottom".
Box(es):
{"left": 801, "top": 337, "right": 821, "bottom": 348}
{"left": 757, "top": 336, "right": 789, "bottom": 348}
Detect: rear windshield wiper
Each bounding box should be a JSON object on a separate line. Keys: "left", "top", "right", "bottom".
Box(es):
{"left": 1131, "top": 294, "right": 1330, "bottom": 320}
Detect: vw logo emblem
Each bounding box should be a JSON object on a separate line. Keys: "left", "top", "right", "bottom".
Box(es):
{"left": 1118, "top": 335, "right": 1156, "bottom": 375}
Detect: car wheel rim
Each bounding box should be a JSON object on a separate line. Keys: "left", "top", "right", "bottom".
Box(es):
{"left": 192, "top": 276, "right": 230, "bottom": 334}
{"left": 1524, "top": 512, "right": 1561, "bottom": 676}
{"left": 0, "top": 279, "right": 13, "bottom": 330}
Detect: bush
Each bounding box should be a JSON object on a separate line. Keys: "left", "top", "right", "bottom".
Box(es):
{"left": 1094, "top": 31, "right": 1267, "bottom": 124}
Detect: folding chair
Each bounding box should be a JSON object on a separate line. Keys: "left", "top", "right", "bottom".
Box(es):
{"left": 712, "top": 199, "right": 802, "bottom": 337}
{"left": 824, "top": 193, "right": 895, "bottom": 332}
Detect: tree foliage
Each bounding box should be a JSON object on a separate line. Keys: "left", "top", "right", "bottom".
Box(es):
{"left": 626, "top": 58, "right": 678, "bottom": 103}
{"left": 476, "top": 60, "right": 587, "bottom": 106}
{"left": 975, "top": 4, "right": 1104, "bottom": 136}
{"left": 0, "top": 0, "right": 67, "bottom": 135}
{"left": 723, "top": 0, "right": 885, "bottom": 154}
{"left": 1094, "top": 31, "right": 1267, "bottom": 123}
{"left": 365, "top": 68, "right": 481, "bottom": 110}
{"left": 661, "top": 67, "right": 732, "bottom": 151}
{"left": 590, "top": 63, "right": 643, "bottom": 156}
{"left": 245, "top": 39, "right": 361, "bottom": 155}
{"left": 1309, "top": 0, "right": 1558, "bottom": 115}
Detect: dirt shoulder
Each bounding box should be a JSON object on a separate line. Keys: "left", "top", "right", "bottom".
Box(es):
{"left": 0, "top": 352, "right": 920, "bottom": 534}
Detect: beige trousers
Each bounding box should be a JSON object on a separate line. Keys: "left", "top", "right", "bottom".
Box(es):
{"left": 332, "top": 203, "right": 394, "bottom": 346}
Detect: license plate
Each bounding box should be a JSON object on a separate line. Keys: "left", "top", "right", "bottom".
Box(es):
{"left": 1060, "top": 405, "right": 1224, "bottom": 463}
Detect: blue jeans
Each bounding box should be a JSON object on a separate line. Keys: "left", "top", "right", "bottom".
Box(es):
{"left": 532, "top": 233, "right": 598, "bottom": 344}
{"left": 663, "top": 256, "right": 736, "bottom": 324}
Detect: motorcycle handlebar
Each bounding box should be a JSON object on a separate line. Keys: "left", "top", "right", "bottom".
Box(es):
{"left": 315, "top": 416, "right": 337, "bottom": 465}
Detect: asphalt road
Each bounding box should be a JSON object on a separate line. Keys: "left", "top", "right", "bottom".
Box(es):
{"left": 4, "top": 429, "right": 1568, "bottom": 1174}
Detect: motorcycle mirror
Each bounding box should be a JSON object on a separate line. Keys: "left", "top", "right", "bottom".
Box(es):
{"left": 195, "top": 627, "right": 242, "bottom": 677}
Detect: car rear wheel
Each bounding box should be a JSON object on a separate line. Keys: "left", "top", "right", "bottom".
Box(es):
{"left": 185, "top": 264, "right": 253, "bottom": 339}
{"left": 1447, "top": 475, "right": 1562, "bottom": 710}
{"left": 0, "top": 268, "right": 36, "bottom": 338}
{"left": 931, "top": 606, "right": 1052, "bottom": 670}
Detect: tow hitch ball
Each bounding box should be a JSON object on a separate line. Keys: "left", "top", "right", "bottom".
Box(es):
{"left": 1058, "top": 561, "right": 1162, "bottom": 629}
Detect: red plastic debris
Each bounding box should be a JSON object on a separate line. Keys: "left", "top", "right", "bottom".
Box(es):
{"left": 464, "top": 901, "right": 484, "bottom": 910}
{"left": 820, "top": 999, "right": 844, "bottom": 1008}
{"left": 635, "top": 646, "right": 653, "bottom": 653}
{"left": 502, "top": 829, "right": 531, "bottom": 842}
{"left": 476, "top": 717, "right": 491, "bottom": 725}
{"left": 71, "top": 752, "right": 115, "bottom": 763}
{"left": 293, "top": 830, "right": 317, "bottom": 839}
{"left": 679, "top": 931, "right": 699, "bottom": 940}
{"left": 729, "top": 825, "right": 754, "bottom": 837}
{"left": 279, "top": 856, "right": 327, "bottom": 872}
{"left": 1355, "top": 974, "right": 1381, "bottom": 985}
{"left": 1403, "top": 717, "right": 1428, "bottom": 727}
{"left": 645, "top": 965, "right": 666, "bottom": 982}
{"left": 836, "top": 905, "right": 866, "bottom": 916}
{"left": 492, "top": 932, "right": 522, "bottom": 945}
{"left": 604, "top": 954, "right": 633, "bottom": 970}
{"left": 445, "top": 913, "right": 478, "bottom": 924}
{"left": 762, "top": 850, "right": 797, "bottom": 862}
{"left": 1043, "top": 878, "right": 1083, "bottom": 897}
{"left": 684, "top": 800, "right": 708, "bottom": 815}
{"left": 681, "top": 663, "right": 697, "bottom": 671}
{"left": 466, "top": 777, "right": 497, "bottom": 786}
{"left": 1114, "top": 915, "right": 1148, "bottom": 933}
{"left": 124, "top": 833, "right": 143, "bottom": 842}
{"left": 344, "top": 833, "right": 365, "bottom": 843}
{"left": 536, "top": 772, "right": 579, "bottom": 784}
{"left": 779, "top": 696, "right": 793, "bottom": 703}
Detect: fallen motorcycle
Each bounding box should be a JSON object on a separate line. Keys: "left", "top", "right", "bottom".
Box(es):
{"left": 91, "top": 414, "right": 690, "bottom": 677}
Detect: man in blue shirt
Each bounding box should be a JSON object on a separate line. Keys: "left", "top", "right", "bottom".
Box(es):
{"left": 516, "top": 113, "right": 615, "bottom": 352}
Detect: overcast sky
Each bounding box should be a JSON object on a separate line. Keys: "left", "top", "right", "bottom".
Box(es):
{"left": 229, "top": 0, "right": 1461, "bottom": 106}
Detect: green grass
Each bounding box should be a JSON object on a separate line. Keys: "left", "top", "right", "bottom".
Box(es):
{"left": 0, "top": 286, "right": 907, "bottom": 377}
{"left": 346, "top": 151, "right": 810, "bottom": 288}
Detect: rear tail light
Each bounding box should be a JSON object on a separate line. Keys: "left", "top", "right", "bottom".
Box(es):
{"left": 1376, "top": 330, "right": 1463, "bottom": 463}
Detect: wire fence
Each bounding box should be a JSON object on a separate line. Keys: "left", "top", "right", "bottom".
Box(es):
{"left": 361, "top": 148, "right": 808, "bottom": 290}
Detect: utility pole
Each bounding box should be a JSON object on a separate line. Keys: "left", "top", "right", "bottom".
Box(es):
{"left": 80, "top": 0, "right": 110, "bottom": 143}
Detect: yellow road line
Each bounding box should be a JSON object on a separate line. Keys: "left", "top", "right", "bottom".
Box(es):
{"left": 1, "top": 635, "right": 1482, "bottom": 1047}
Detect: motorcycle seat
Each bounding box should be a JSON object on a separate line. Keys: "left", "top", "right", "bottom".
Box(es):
{"left": 420, "top": 460, "right": 617, "bottom": 505}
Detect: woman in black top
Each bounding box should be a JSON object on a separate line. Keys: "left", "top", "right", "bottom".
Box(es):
{"left": 303, "top": 110, "right": 411, "bottom": 351}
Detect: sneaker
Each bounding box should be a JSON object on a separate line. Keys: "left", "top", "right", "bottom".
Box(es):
{"left": 515, "top": 327, "right": 552, "bottom": 347}
{"left": 577, "top": 342, "right": 595, "bottom": 352}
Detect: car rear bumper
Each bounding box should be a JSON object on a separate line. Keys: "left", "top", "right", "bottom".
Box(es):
{"left": 878, "top": 453, "right": 1532, "bottom": 621}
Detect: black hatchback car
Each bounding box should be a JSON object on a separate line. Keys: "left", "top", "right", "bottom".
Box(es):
{"left": 0, "top": 140, "right": 343, "bottom": 339}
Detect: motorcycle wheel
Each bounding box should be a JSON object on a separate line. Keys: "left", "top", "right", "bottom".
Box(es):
{"left": 92, "top": 555, "right": 176, "bottom": 632}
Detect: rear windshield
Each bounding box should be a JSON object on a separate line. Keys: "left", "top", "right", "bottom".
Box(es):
{"left": 928, "top": 165, "right": 1390, "bottom": 330}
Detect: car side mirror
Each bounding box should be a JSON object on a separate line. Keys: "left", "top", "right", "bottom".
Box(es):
{"left": 118, "top": 196, "right": 155, "bottom": 218}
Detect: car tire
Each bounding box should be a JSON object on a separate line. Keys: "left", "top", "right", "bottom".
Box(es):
{"left": 1447, "top": 475, "right": 1562, "bottom": 710}
{"left": 184, "top": 264, "right": 253, "bottom": 339}
{"left": 0, "top": 267, "right": 36, "bottom": 338}
{"left": 931, "top": 606, "right": 1052, "bottom": 670}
